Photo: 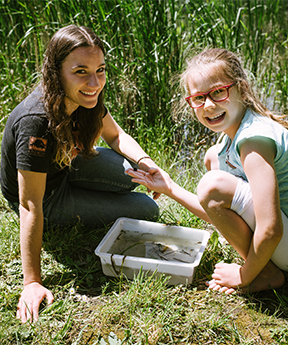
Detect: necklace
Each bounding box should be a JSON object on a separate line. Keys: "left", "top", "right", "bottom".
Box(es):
{"left": 71, "top": 112, "right": 78, "bottom": 130}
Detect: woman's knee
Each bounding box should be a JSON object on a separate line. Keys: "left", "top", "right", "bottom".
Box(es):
{"left": 69, "top": 148, "right": 138, "bottom": 192}
{"left": 134, "top": 193, "right": 159, "bottom": 221}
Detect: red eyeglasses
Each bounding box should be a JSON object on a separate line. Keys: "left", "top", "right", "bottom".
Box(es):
{"left": 185, "top": 83, "right": 236, "bottom": 109}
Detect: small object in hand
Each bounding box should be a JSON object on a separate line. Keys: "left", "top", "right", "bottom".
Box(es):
{"left": 133, "top": 167, "right": 137, "bottom": 171}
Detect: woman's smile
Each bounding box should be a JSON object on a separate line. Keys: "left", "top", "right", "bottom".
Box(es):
{"left": 80, "top": 90, "right": 98, "bottom": 96}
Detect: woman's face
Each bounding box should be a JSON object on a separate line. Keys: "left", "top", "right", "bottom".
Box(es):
{"left": 60, "top": 46, "right": 106, "bottom": 115}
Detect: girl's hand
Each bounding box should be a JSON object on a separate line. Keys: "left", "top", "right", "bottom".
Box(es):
{"left": 211, "top": 262, "right": 243, "bottom": 289}
{"left": 206, "top": 280, "right": 236, "bottom": 294}
{"left": 126, "top": 167, "right": 173, "bottom": 199}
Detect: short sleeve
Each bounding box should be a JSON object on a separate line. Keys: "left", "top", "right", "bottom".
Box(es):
{"left": 14, "top": 115, "right": 54, "bottom": 173}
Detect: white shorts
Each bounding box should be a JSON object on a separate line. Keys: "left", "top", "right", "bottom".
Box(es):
{"left": 231, "top": 178, "right": 288, "bottom": 271}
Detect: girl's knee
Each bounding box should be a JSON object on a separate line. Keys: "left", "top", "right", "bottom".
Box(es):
{"left": 197, "top": 171, "right": 221, "bottom": 205}
{"left": 197, "top": 170, "right": 236, "bottom": 209}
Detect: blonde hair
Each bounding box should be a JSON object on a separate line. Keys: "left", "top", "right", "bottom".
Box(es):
{"left": 180, "top": 48, "right": 288, "bottom": 129}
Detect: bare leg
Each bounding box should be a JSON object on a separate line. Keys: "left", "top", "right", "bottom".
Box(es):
{"left": 198, "top": 170, "right": 285, "bottom": 293}
{"left": 198, "top": 170, "right": 253, "bottom": 257}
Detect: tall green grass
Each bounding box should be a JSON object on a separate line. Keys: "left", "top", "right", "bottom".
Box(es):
{"left": 1, "top": 0, "right": 288, "bottom": 152}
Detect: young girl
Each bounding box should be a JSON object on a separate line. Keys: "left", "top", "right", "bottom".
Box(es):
{"left": 1, "top": 25, "right": 160, "bottom": 323}
{"left": 127, "top": 48, "right": 288, "bottom": 295}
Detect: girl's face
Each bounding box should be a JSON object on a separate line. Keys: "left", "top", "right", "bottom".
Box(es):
{"left": 60, "top": 46, "right": 106, "bottom": 115}
{"left": 187, "top": 63, "right": 246, "bottom": 139}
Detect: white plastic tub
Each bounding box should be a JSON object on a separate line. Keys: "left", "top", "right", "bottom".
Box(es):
{"left": 95, "top": 217, "right": 210, "bottom": 285}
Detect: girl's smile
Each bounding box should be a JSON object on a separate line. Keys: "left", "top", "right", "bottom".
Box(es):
{"left": 187, "top": 63, "right": 246, "bottom": 139}
{"left": 206, "top": 111, "right": 226, "bottom": 124}
{"left": 60, "top": 46, "right": 106, "bottom": 115}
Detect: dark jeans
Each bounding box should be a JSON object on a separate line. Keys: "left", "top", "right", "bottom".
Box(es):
{"left": 10, "top": 148, "right": 159, "bottom": 229}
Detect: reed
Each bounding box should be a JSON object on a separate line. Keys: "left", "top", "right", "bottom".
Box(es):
{"left": 1, "top": 0, "right": 288, "bottom": 147}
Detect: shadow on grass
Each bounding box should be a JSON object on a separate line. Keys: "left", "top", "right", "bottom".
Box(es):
{"left": 42, "top": 221, "right": 114, "bottom": 296}
{"left": 192, "top": 231, "right": 288, "bottom": 321}
{"left": 248, "top": 272, "right": 288, "bottom": 319}
{"left": 42, "top": 220, "right": 288, "bottom": 324}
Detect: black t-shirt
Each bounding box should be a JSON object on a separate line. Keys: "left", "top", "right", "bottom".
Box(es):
{"left": 0, "top": 87, "right": 66, "bottom": 202}
{"left": 0, "top": 87, "right": 107, "bottom": 202}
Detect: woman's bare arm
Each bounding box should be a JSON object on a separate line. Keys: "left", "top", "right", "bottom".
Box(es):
{"left": 16, "top": 170, "right": 54, "bottom": 323}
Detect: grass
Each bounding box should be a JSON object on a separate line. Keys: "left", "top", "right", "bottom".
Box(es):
{"left": 1, "top": 0, "right": 288, "bottom": 344}
{"left": 1, "top": 166, "right": 288, "bottom": 344}
{"left": 1, "top": 0, "right": 288, "bottom": 134}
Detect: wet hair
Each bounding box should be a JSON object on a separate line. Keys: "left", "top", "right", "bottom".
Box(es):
{"left": 180, "top": 48, "right": 288, "bottom": 128}
{"left": 42, "top": 25, "right": 106, "bottom": 167}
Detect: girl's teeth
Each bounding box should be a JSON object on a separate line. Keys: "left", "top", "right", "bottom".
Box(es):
{"left": 210, "top": 112, "right": 224, "bottom": 120}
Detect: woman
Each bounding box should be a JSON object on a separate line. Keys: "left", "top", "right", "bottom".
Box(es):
{"left": 0, "top": 25, "right": 159, "bottom": 323}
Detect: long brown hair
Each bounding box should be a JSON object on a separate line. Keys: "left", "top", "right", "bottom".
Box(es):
{"left": 41, "top": 25, "right": 106, "bottom": 167}
{"left": 180, "top": 48, "right": 288, "bottom": 129}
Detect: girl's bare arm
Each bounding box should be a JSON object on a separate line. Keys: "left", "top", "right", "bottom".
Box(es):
{"left": 127, "top": 167, "right": 211, "bottom": 222}
{"left": 239, "top": 137, "right": 283, "bottom": 285}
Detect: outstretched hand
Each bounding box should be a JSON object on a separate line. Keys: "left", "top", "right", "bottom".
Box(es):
{"left": 16, "top": 282, "right": 54, "bottom": 323}
{"left": 126, "top": 167, "right": 173, "bottom": 200}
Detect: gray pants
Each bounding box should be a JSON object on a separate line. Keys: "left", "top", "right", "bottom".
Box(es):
{"left": 11, "top": 148, "right": 159, "bottom": 229}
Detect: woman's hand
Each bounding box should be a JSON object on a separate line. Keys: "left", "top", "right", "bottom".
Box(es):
{"left": 16, "top": 282, "right": 54, "bottom": 323}
{"left": 126, "top": 167, "right": 173, "bottom": 199}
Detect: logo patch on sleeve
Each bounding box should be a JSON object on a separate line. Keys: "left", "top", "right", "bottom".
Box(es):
{"left": 28, "top": 137, "right": 47, "bottom": 156}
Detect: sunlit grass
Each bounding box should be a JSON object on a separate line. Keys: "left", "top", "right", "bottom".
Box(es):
{"left": 1, "top": 159, "right": 288, "bottom": 344}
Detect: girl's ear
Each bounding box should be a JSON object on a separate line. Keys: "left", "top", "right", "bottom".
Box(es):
{"left": 238, "top": 80, "right": 249, "bottom": 100}
{"left": 238, "top": 79, "right": 254, "bottom": 109}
